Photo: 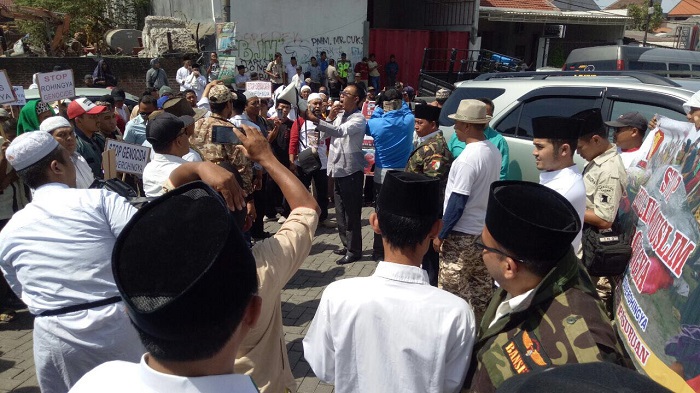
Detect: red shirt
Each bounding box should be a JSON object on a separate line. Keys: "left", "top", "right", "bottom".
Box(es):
{"left": 354, "top": 62, "right": 369, "bottom": 80}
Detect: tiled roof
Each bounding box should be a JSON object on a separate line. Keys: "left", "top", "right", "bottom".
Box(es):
{"left": 553, "top": 0, "right": 600, "bottom": 11}
{"left": 480, "top": 0, "right": 559, "bottom": 11}
{"left": 669, "top": 0, "right": 700, "bottom": 16}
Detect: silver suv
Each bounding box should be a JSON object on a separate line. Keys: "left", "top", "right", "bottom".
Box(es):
{"left": 439, "top": 71, "right": 696, "bottom": 182}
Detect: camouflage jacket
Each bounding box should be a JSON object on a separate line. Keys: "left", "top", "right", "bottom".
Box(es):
{"left": 465, "top": 250, "right": 626, "bottom": 392}
{"left": 405, "top": 131, "right": 453, "bottom": 205}
{"left": 191, "top": 113, "right": 254, "bottom": 194}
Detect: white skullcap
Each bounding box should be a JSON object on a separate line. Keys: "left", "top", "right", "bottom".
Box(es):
{"left": 6, "top": 131, "right": 59, "bottom": 171}
{"left": 39, "top": 116, "right": 71, "bottom": 134}
{"left": 307, "top": 93, "right": 322, "bottom": 103}
{"left": 300, "top": 85, "right": 311, "bottom": 92}
{"left": 683, "top": 90, "right": 700, "bottom": 114}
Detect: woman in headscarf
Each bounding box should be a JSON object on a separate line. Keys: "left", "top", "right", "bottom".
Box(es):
{"left": 39, "top": 116, "right": 95, "bottom": 188}
{"left": 93, "top": 59, "right": 117, "bottom": 87}
{"left": 16, "top": 100, "right": 55, "bottom": 135}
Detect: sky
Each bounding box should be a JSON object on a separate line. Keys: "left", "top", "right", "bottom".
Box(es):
{"left": 593, "top": 0, "right": 681, "bottom": 12}
{"left": 594, "top": 0, "right": 616, "bottom": 6}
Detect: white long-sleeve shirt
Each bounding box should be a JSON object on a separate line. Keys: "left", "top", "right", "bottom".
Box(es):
{"left": 539, "top": 165, "right": 586, "bottom": 253}
{"left": 303, "top": 262, "right": 476, "bottom": 393}
{"left": 0, "top": 183, "right": 143, "bottom": 393}
{"left": 184, "top": 73, "right": 207, "bottom": 100}
{"left": 0, "top": 183, "right": 136, "bottom": 313}
{"left": 176, "top": 66, "right": 191, "bottom": 91}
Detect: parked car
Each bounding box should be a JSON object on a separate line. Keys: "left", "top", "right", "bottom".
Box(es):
{"left": 439, "top": 71, "right": 696, "bottom": 182}
{"left": 23, "top": 87, "right": 139, "bottom": 109}
{"left": 563, "top": 45, "right": 700, "bottom": 78}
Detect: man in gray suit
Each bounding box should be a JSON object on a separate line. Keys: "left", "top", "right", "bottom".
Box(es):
{"left": 309, "top": 83, "right": 367, "bottom": 264}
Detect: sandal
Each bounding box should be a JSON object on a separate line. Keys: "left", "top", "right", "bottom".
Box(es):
{"left": 0, "top": 310, "right": 15, "bottom": 322}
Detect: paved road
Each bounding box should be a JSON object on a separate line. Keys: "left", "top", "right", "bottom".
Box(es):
{"left": 0, "top": 206, "right": 380, "bottom": 393}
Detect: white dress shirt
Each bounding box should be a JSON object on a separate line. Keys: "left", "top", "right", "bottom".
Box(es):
{"left": 142, "top": 153, "right": 188, "bottom": 197}
{"left": 176, "top": 66, "right": 191, "bottom": 91}
{"left": 539, "top": 165, "right": 586, "bottom": 253}
{"left": 184, "top": 73, "right": 207, "bottom": 100}
{"left": 0, "top": 183, "right": 143, "bottom": 393}
{"left": 488, "top": 288, "right": 536, "bottom": 329}
{"left": 69, "top": 354, "right": 258, "bottom": 393}
{"left": 72, "top": 152, "right": 95, "bottom": 189}
{"left": 303, "top": 261, "right": 476, "bottom": 393}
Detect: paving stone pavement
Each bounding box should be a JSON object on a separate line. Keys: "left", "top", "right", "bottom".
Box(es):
{"left": 0, "top": 206, "right": 379, "bottom": 392}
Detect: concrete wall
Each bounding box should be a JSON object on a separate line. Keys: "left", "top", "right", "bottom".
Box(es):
{"left": 151, "top": 0, "right": 368, "bottom": 77}
{"left": 152, "top": 0, "right": 221, "bottom": 22}
{"left": 0, "top": 56, "right": 182, "bottom": 97}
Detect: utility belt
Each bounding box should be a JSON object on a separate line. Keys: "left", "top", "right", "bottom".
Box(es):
{"left": 37, "top": 296, "right": 122, "bottom": 317}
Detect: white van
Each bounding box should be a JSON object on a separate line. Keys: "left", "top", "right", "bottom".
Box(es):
{"left": 563, "top": 45, "right": 700, "bottom": 78}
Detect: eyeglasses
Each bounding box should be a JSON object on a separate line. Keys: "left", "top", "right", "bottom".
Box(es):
{"left": 612, "top": 126, "right": 632, "bottom": 134}
{"left": 340, "top": 91, "right": 356, "bottom": 97}
{"left": 475, "top": 235, "right": 526, "bottom": 264}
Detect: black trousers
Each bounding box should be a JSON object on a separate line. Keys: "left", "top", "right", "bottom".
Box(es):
{"left": 250, "top": 173, "right": 268, "bottom": 237}
{"left": 266, "top": 174, "right": 283, "bottom": 218}
{"left": 334, "top": 171, "right": 364, "bottom": 257}
{"left": 298, "top": 168, "right": 328, "bottom": 222}
{"left": 421, "top": 247, "right": 440, "bottom": 286}
{"left": 372, "top": 181, "right": 383, "bottom": 257}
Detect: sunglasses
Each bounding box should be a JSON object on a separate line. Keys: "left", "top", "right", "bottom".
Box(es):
{"left": 474, "top": 235, "right": 525, "bottom": 264}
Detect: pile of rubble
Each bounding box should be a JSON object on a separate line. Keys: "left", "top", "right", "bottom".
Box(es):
{"left": 138, "top": 16, "right": 197, "bottom": 58}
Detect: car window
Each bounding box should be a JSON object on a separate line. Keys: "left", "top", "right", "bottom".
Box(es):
{"left": 495, "top": 96, "right": 600, "bottom": 139}
{"left": 628, "top": 61, "right": 667, "bottom": 71}
{"left": 610, "top": 100, "right": 686, "bottom": 124}
{"left": 563, "top": 61, "right": 617, "bottom": 71}
{"left": 440, "top": 87, "right": 506, "bottom": 127}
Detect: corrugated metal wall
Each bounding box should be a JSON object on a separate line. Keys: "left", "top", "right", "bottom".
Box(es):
{"left": 369, "top": 28, "right": 469, "bottom": 90}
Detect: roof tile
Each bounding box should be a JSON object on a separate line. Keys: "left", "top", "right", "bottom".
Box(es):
{"left": 481, "top": 0, "right": 559, "bottom": 11}
{"left": 669, "top": 0, "right": 700, "bottom": 16}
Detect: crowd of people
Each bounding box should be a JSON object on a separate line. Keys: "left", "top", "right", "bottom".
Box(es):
{"left": 0, "top": 50, "right": 680, "bottom": 393}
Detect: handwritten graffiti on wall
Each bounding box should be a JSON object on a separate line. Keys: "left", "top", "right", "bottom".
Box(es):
{"left": 234, "top": 31, "right": 364, "bottom": 77}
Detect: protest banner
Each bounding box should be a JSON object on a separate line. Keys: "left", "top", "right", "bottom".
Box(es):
{"left": 616, "top": 116, "right": 700, "bottom": 392}
{"left": 37, "top": 69, "right": 75, "bottom": 102}
{"left": 0, "top": 70, "right": 17, "bottom": 104}
{"left": 216, "top": 22, "right": 236, "bottom": 57}
{"left": 361, "top": 100, "right": 376, "bottom": 119}
{"left": 246, "top": 81, "right": 272, "bottom": 98}
{"left": 11, "top": 86, "right": 26, "bottom": 106}
{"left": 103, "top": 139, "right": 150, "bottom": 176}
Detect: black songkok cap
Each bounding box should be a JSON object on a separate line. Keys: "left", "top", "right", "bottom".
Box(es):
{"left": 485, "top": 181, "right": 580, "bottom": 262}
{"left": 112, "top": 181, "right": 258, "bottom": 340}
{"left": 378, "top": 171, "right": 441, "bottom": 218}
{"left": 496, "top": 362, "right": 672, "bottom": 393}
{"left": 531, "top": 116, "right": 583, "bottom": 140}
{"left": 414, "top": 103, "right": 442, "bottom": 123}
{"left": 572, "top": 108, "right": 606, "bottom": 137}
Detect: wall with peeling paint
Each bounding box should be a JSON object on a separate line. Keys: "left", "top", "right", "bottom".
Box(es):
{"left": 151, "top": 0, "right": 368, "bottom": 79}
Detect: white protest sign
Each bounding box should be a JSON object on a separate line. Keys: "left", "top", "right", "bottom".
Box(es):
{"left": 245, "top": 81, "right": 272, "bottom": 98}
{"left": 11, "top": 86, "right": 26, "bottom": 106}
{"left": 0, "top": 70, "right": 17, "bottom": 104}
{"left": 37, "top": 69, "right": 75, "bottom": 102}
{"left": 104, "top": 139, "right": 150, "bottom": 175}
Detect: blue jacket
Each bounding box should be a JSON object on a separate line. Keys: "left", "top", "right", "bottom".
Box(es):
{"left": 366, "top": 103, "right": 415, "bottom": 169}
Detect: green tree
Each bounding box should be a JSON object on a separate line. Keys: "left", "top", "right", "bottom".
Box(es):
{"left": 13, "top": 0, "right": 149, "bottom": 54}
{"left": 627, "top": 3, "right": 664, "bottom": 32}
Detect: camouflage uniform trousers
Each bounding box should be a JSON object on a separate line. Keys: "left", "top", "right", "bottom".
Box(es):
{"left": 438, "top": 232, "right": 493, "bottom": 324}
